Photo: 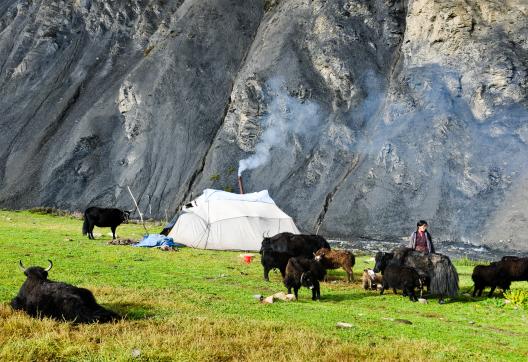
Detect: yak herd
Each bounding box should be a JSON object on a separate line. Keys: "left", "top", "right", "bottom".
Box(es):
{"left": 9, "top": 211, "right": 528, "bottom": 323}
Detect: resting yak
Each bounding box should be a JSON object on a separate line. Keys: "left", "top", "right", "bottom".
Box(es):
{"left": 83, "top": 207, "right": 130, "bottom": 239}
{"left": 11, "top": 260, "right": 119, "bottom": 323}
{"left": 260, "top": 232, "right": 330, "bottom": 281}
{"left": 374, "top": 247, "right": 459, "bottom": 303}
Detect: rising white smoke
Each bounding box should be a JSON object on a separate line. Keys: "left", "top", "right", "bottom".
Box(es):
{"left": 238, "top": 77, "right": 323, "bottom": 176}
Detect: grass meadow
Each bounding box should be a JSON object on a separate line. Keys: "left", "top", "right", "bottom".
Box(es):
{"left": 0, "top": 210, "right": 527, "bottom": 361}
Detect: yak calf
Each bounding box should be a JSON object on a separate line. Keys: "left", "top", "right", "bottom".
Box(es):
{"left": 362, "top": 269, "right": 382, "bottom": 290}
{"left": 314, "top": 248, "right": 355, "bottom": 282}
{"left": 284, "top": 257, "right": 326, "bottom": 301}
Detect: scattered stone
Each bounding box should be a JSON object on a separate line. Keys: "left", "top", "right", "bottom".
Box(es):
{"left": 262, "top": 296, "right": 274, "bottom": 304}
{"left": 272, "top": 292, "right": 295, "bottom": 301}
{"left": 131, "top": 349, "right": 141, "bottom": 358}
{"left": 336, "top": 322, "right": 353, "bottom": 328}
{"left": 418, "top": 298, "right": 428, "bottom": 304}
{"left": 469, "top": 321, "right": 475, "bottom": 324}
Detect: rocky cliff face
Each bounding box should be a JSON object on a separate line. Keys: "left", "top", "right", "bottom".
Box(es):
{"left": 1, "top": 0, "right": 527, "bottom": 250}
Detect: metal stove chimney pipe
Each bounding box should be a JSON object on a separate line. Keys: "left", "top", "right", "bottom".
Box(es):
{"left": 238, "top": 176, "right": 245, "bottom": 194}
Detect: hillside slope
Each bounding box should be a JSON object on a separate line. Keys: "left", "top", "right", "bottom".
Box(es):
{"left": 0, "top": 0, "right": 527, "bottom": 249}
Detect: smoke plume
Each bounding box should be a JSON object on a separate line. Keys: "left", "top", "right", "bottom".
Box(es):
{"left": 238, "top": 77, "right": 323, "bottom": 176}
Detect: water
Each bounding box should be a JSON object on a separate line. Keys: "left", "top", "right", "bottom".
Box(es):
{"left": 329, "top": 239, "right": 525, "bottom": 262}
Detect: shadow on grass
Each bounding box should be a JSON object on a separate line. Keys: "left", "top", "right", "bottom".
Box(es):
{"left": 106, "top": 302, "right": 157, "bottom": 320}
{"left": 322, "top": 291, "right": 380, "bottom": 302}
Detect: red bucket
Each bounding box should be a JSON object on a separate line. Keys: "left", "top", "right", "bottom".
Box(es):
{"left": 244, "top": 255, "right": 252, "bottom": 264}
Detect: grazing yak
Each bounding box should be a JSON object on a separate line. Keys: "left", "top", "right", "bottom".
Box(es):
{"left": 314, "top": 248, "right": 355, "bottom": 282}
{"left": 260, "top": 232, "right": 330, "bottom": 281}
{"left": 11, "top": 260, "right": 119, "bottom": 323}
{"left": 373, "top": 253, "right": 424, "bottom": 302}
{"left": 83, "top": 207, "right": 130, "bottom": 239}
{"left": 374, "top": 247, "right": 459, "bottom": 303}
{"left": 471, "top": 264, "right": 511, "bottom": 297}
{"left": 284, "top": 256, "right": 327, "bottom": 301}
{"left": 471, "top": 256, "right": 528, "bottom": 297}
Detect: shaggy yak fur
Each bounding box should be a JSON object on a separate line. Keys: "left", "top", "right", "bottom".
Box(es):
{"left": 11, "top": 261, "right": 119, "bottom": 323}
{"left": 82, "top": 207, "right": 130, "bottom": 240}
{"left": 373, "top": 254, "right": 424, "bottom": 302}
{"left": 374, "top": 247, "right": 459, "bottom": 302}
{"left": 362, "top": 269, "right": 383, "bottom": 290}
{"left": 494, "top": 256, "right": 528, "bottom": 282}
{"left": 471, "top": 264, "right": 511, "bottom": 297}
{"left": 260, "top": 232, "right": 330, "bottom": 281}
{"left": 283, "top": 256, "right": 327, "bottom": 301}
{"left": 314, "top": 248, "right": 355, "bottom": 282}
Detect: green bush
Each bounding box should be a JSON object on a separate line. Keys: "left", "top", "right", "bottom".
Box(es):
{"left": 504, "top": 289, "right": 528, "bottom": 307}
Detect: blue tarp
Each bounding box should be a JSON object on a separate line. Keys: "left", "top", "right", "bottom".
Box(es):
{"left": 134, "top": 234, "right": 178, "bottom": 248}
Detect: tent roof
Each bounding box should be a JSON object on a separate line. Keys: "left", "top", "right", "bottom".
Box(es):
{"left": 184, "top": 189, "right": 291, "bottom": 224}
{"left": 193, "top": 189, "right": 275, "bottom": 204}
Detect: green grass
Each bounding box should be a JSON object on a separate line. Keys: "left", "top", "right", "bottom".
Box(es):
{"left": 0, "top": 210, "right": 527, "bottom": 361}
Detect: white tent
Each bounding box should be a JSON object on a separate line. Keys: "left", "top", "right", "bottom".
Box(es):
{"left": 168, "top": 189, "right": 299, "bottom": 251}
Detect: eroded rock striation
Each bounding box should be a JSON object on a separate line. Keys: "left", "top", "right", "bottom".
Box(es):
{"left": 0, "top": 0, "right": 527, "bottom": 250}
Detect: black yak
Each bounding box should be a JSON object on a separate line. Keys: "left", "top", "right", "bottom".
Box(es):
{"left": 374, "top": 247, "right": 459, "bottom": 303}
{"left": 471, "top": 264, "right": 511, "bottom": 297}
{"left": 11, "top": 260, "right": 119, "bottom": 323}
{"left": 260, "top": 232, "right": 330, "bottom": 281}
{"left": 373, "top": 253, "right": 424, "bottom": 302}
{"left": 284, "top": 256, "right": 327, "bottom": 301}
{"left": 83, "top": 207, "right": 130, "bottom": 239}
{"left": 314, "top": 248, "right": 355, "bottom": 282}
{"left": 495, "top": 256, "right": 528, "bottom": 282}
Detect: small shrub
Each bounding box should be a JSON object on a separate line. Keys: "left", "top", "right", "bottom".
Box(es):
{"left": 28, "top": 207, "right": 70, "bottom": 217}
{"left": 210, "top": 174, "right": 220, "bottom": 182}
{"left": 504, "top": 289, "right": 528, "bottom": 308}
{"left": 482, "top": 297, "right": 505, "bottom": 308}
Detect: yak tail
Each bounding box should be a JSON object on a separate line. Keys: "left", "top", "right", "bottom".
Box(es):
{"left": 430, "top": 258, "right": 459, "bottom": 297}
{"left": 82, "top": 215, "right": 88, "bottom": 235}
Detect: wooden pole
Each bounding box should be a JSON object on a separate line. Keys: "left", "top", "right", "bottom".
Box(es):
{"left": 127, "top": 186, "right": 148, "bottom": 234}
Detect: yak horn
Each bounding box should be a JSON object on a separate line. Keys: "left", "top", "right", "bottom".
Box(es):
{"left": 18, "top": 260, "right": 26, "bottom": 272}
{"left": 44, "top": 260, "right": 53, "bottom": 272}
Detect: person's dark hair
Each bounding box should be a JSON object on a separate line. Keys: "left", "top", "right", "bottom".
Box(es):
{"left": 416, "top": 220, "right": 428, "bottom": 228}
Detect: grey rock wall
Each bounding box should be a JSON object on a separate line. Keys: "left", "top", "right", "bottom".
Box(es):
{"left": 0, "top": 0, "right": 527, "bottom": 251}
